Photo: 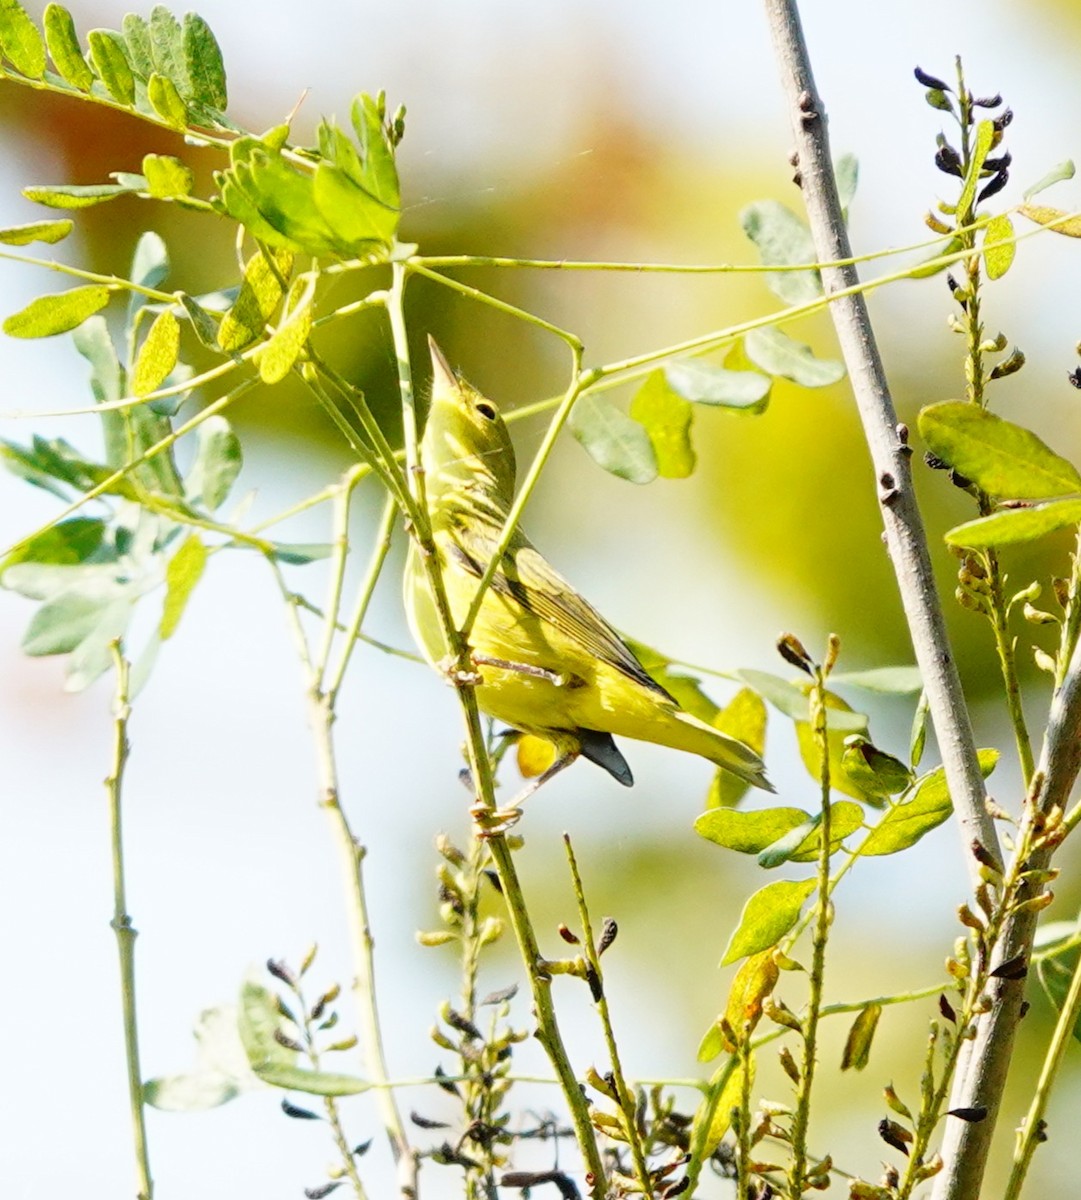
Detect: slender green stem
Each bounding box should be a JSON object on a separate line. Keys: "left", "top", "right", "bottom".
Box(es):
{"left": 314, "top": 463, "right": 370, "bottom": 685}
{"left": 1004, "top": 944, "right": 1081, "bottom": 1200}
{"left": 106, "top": 644, "right": 153, "bottom": 1200}
{"left": 787, "top": 653, "right": 833, "bottom": 1198}
{"left": 563, "top": 836, "right": 651, "bottom": 1195}
{"left": 985, "top": 555, "right": 1035, "bottom": 784}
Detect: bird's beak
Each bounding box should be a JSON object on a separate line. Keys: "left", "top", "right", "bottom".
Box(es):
{"left": 427, "top": 335, "right": 458, "bottom": 399}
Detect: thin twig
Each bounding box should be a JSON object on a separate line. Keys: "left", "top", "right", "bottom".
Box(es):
{"left": 106, "top": 643, "right": 153, "bottom": 1200}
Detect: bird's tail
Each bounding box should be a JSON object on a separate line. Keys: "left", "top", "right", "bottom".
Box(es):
{"left": 665, "top": 709, "right": 773, "bottom": 792}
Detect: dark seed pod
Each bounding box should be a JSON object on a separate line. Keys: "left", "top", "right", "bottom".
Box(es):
{"left": 1067, "top": 367, "right": 1081, "bottom": 390}
{"left": 598, "top": 917, "right": 618, "bottom": 956}
{"left": 281, "top": 1098, "right": 321, "bottom": 1120}
{"left": 947, "top": 1106, "right": 988, "bottom": 1123}
{"left": 977, "top": 171, "right": 1009, "bottom": 203}
{"left": 914, "top": 67, "right": 950, "bottom": 91}
{"left": 304, "top": 1182, "right": 344, "bottom": 1199}
{"left": 267, "top": 958, "right": 296, "bottom": 988}
{"left": 982, "top": 151, "right": 1012, "bottom": 172}
{"left": 993, "top": 108, "right": 1014, "bottom": 131}
{"left": 934, "top": 145, "right": 963, "bottom": 177}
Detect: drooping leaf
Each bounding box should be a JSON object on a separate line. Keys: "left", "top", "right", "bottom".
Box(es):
{"left": 1022, "top": 161, "right": 1075, "bottom": 202}
{"left": 946, "top": 499, "right": 1081, "bottom": 550}
{"left": 43, "top": 4, "right": 93, "bottom": 90}
{"left": 859, "top": 750, "right": 999, "bottom": 857}
{"left": 629, "top": 370, "right": 695, "bottom": 478}
{"left": 185, "top": 416, "right": 241, "bottom": 510}
{"left": 144, "top": 1004, "right": 260, "bottom": 1112}
{"left": 740, "top": 199, "right": 821, "bottom": 305}
{"left": 569, "top": 394, "right": 657, "bottom": 484}
{"left": 919, "top": 401, "right": 1081, "bottom": 499}
{"left": 1018, "top": 203, "right": 1081, "bottom": 238}
{"left": 689, "top": 1059, "right": 751, "bottom": 1157}
{"left": 723, "top": 950, "right": 778, "bottom": 1048}
{"left": 217, "top": 248, "right": 292, "bottom": 352}
{"left": 254, "top": 274, "right": 313, "bottom": 384}
{"left": 4, "top": 285, "right": 112, "bottom": 338}
{"left": 131, "top": 309, "right": 181, "bottom": 397}
{"left": 142, "top": 153, "right": 195, "bottom": 199}
{"left": 178, "top": 292, "right": 221, "bottom": 350}
{"left": 665, "top": 358, "right": 771, "bottom": 412}
{"left": 160, "top": 535, "right": 206, "bottom": 640}
{"left": 0, "top": 219, "right": 73, "bottom": 246}
{"left": 87, "top": 28, "right": 135, "bottom": 105}
{"left": 0, "top": 0, "right": 46, "bottom": 78}
{"left": 841, "top": 1003, "right": 882, "bottom": 1071}
{"left": 983, "top": 214, "right": 1015, "bottom": 280}
{"left": 721, "top": 878, "right": 817, "bottom": 964}
{"left": 744, "top": 326, "right": 845, "bottom": 388}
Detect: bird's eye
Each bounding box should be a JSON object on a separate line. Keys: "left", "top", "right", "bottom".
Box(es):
{"left": 475, "top": 401, "right": 497, "bottom": 420}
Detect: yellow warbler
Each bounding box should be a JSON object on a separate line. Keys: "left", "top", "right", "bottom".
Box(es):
{"left": 404, "top": 338, "right": 771, "bottom": 796}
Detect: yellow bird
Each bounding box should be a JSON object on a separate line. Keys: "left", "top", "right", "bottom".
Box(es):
{"left": 404, "top": 338, "right": 771, "bottom": 800}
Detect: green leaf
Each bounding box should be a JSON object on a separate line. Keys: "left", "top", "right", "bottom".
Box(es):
{"left": 268, "top": 542, "right": 334, "bottom": 565}
{"left": 835, "top": 152, "right": 859, "bottom": 213}
{"left": 569, "top": 394, "right": 658, "bottom": 484}
{"left": 178, "top": 292, "right": 221, "bottom": 350}
{"left": 841, "top": 1003, "right": 881, "bottom": 1071}
{"left": 0, "top": 219, "right": 72, "bottom": 246}
{"left": 629, "top": 371, "right": 695, "bottom": 478}
{"left": 1022, "top": 160, "right": 1075, "bottom": 202}
{"left": 829, "top": 666, "right": 924, "bottom": 694}
{"left": 4, "top": 285, "right": 112, "bottom": 338}
{"left": 143, "top": 1004, "right": 258, "bottom": 1112}
{"left": 217, "top": 248, "right": 291, "bottom": 352}
{"left": 185, "top": 416, "right": 241, "bottom": 510}
{"left": 721, "top": 878, "right": 817, "bottom": 964}
{"left": 859, "top": 749, "right": 998, "bottom": 857}
{"left": 919, "top": 401, "right": 1081, "bottom": 499}
{"left": 708, "top": 687, "right": 768, "bottom": 808}
{"left": 239, "top": 981, "right": 369, "bottom": 1097}
{"left": 23, "top": 182, "right": 134, "bottom": 209}
{"left": 1018, "top": 204, "right": 1081, "bottom": 238}
{"left": 182, "top": 12, "right": 227, "bottom": 109}
{"left": 696, "top": 805, "right": 814, "bottom": 854}
{"left": 254, "top": 275, "right": 313, "bottom": 384}
{"left": 689, "top": 1061, "right": 750, "bottom": 1157}
{"left": 946, "top": 499, "right": 1081, "bottom": 549}
{"left": 744, "top": 326, "right": 844, "bottom": 388}
{"left": 120, "top": 12, "right": 153, "bottom": 77}
{"left": 664, "top": 359, "right": 771, "bottom": 411}
{"left": 22, "top": 585, "right": 128, "bottom": 656}
{"left": 160, "top": 535, "right": 206, "bottom": 640}
{"left": 1037, "top": 943, "right": 1081, "bottom": 1045}
{"left": 43, "top": 4, "right": 93, "bottom": 90}
{"left": 87, "top": 28, "right": 135, "bottom": 105}
{"left": 733, "top": 669, "right": 867, "bottom": 732}
{"left": 131, "top": 309, "right": 180, "bottom": 397}
{"left": 740, "top": 199, "right": 821, "bottom": 305}
{"left": 912, "top": 235, "right": 963, "bottom": 278}
{"left": 350, "top": 93, "right": 401, "bottom": 212}
{"left": 148, "top": 71, "right": 188, "bottom": 128}
{"left": 784, "top": 800, "right": 864, "bottom": 863}
{"left": 149, "top": 4, "right": 188, "bottom": 95}
{"left": 957, "top": 119, "right": 994, "bottom": 219}
{"left": 983, "top": 214, "right": 1015, "bottom": 280}
{"left": 142, "top": 153, "right": 194, "bottom": 199}
{"left": 0, "top": 0, "right": 46, "bottom": 78}
{"left": 840, "top": 737, "right": 915, "bottom": 801}
{"left": 1, "top": 517, "right": 105, "bottom": 570}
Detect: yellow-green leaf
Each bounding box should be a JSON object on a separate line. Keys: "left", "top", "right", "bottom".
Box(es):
{"left": 723, "top": 950, "right": 778, "bottom": 1049}
{"left": 0, "top": 219, "right": 72, "bottom": 246}
{"left": 218, "top": 249, "right": 292, "bottom": 352}
{"left": 182, "top": 11, "right": 227, "bottom": 110}
{"left": 4, "top": 285, "right": 112, "bottom": 338}
{"left": 630, "top": 370, "right": 695, "bottom": 478}
{"left": 708, "top": 687, "right": 768, "bottom": 808}
{"left": 87, "top": 28, "right": 134, "bottom": 105}
{"left": 148, "top": 71, "right": 188, "bottom": 128}
{"left": 919, "top": 400, "right": 1081, "bottom": 499}
{"left": 690, "top": 1059, "right": 752, "bottom": 1158}
{"left": 841, "top": 1003, "right": 882, "bottom": 1071}
{"left": 957, "top": 119, "right": 994, "bottom": 219}
{"left": 946, "top": 499, "right": 1081, "bottom": 549}
{"left": 23, "top": 182, "right": 133, "bottom": 209}
{"left": 132, "top": 309, "right": 180, "bottom": 397}
{"left": 1018, "top": 204, "right": 1081, "bottom": 238}
{"left": 160, "top": 535, "right": 206, "bottom": 640}
{"left": 254, "top": 275, "right": 313, "bottom": 384}
{"left": 0, "top": 0, "right": 46, "bottom": 79}
{"left": 43, "top": 4, "right": 94, "bottom": 90}
{"left": 983, "top": 214, "right": 1015, "bottom": 280}
{"left": 721, "top": 878, "right": 816, "bottom": 965}
{"left": 142, "top": 153, "right": 194, "bottom": 199}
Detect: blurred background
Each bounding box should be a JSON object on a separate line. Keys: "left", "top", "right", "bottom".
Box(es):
{"left": 2, "top": 0, "right": 1081, "bottom": 1196}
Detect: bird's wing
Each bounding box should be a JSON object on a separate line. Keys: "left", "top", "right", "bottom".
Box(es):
{"left": 449, "top": 517, "right": 670, "bottom": 699}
